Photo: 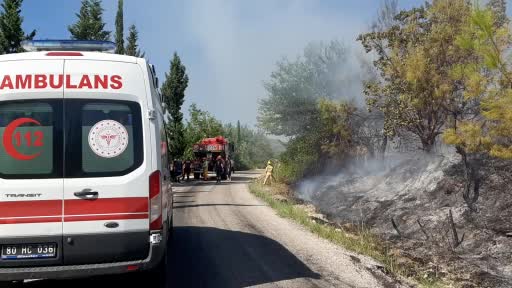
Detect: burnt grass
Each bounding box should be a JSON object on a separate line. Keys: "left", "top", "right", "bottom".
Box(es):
{"left": 299, "top": 155, "right": 512, "bottom": 287}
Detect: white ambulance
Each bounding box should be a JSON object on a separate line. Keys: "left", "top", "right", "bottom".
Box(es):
{"left": 0, "top": 40, "right": 172, "bottom": 283}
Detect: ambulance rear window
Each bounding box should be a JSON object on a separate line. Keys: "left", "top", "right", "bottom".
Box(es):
{"left": 64, "top": 99, "right": 143, "bottom": 178}
{"left": 0, "top": 100, "right": 63, "bottom": 179}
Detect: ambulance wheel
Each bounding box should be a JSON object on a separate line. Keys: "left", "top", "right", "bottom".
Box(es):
{"left": 167, "top": 215, "right": 173, "bottom": 243}
{"left": 149, "top": 246, "right": 168, "bottom": 287}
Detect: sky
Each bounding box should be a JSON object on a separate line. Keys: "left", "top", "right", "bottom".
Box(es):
{"left": 21, "top": 0, "right": 512, "bottom": 127}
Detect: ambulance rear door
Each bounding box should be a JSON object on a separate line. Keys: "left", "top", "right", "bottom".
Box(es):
{"left": 61, "top": 59, "right": 152, "bottom": 265}
{"left": 0, "top": 59, "right": 65, "bottom": 267}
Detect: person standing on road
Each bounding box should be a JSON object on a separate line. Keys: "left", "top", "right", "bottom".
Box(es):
{"left": 226, "top": 156, "right": 232, "bottom": 181}
{"left": 215, "top": 156, "right": 224, "bottom": 183}
{"left": 170, "top": 161, "right": 176, "bottom": 182}
{"left": 184, "top": 159, "right": 192, "bottom": 181}
{"left": 263, "top": 160, "right": 274, "bottom": 185}
{"left": 174, "top": 159, "right": 182, "bottom": 183}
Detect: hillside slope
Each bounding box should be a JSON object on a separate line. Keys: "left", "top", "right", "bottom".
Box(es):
{"left": 296, "top": 152, "right": 512, "bottom": 287}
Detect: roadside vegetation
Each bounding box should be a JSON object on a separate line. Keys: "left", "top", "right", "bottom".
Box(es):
{"left": 260, "top": 0, "right": 512, "bottom": 184}
{"left": 257, "top": 0, "right": 512, "bottom": 286}
{"left": 249, "top": 181, "right": 448, "bottom": 288}
{"left": 180, "top": 103, "right": 277, "bottom": 170}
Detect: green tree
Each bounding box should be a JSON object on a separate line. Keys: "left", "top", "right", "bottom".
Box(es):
{"left": 68, "top": 0, "right": 110, "bottom": 41}
{"left": 114, "top": 0, "right": 124, "bottom": 54}
{"left": 440, "top": 4, "right": 512, "bottom": 211}
{"left": 358, "top": 0, "right": 474, "bottom": 152}
{"left": 317, "top": 99, "right": 356, "bottom": 159}
{"left": 125, "top": 24, "right": 144, "bottom": 57}
{"left": 259, "top": 40, "right": 351, "bottom": 138}
{"left": 236, "top": 120, "right": 241, "bottom": 144}
{"left": 0, "top": 0, "right": 35, "bottom": 53}
{"left": 183, "top": 104, "right": 224, "bottom": 159}
{"left": 223, "top": 122, "right": 274, "bottom": 169}
{"left": 443, "top": 5, "right": 512, "bottom": 159}
{"left": 366, "top": 0, "right": 399, "bottom": 157}
{"left": 162, "top": 52, "right": 189, "bottom": 159}
{"left": 259, "top": 40, "right": 363, "bottom": 181}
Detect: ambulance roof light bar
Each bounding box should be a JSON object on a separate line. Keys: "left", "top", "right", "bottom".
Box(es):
{"left": 21, "top": 40, "right": 116, "bottom": 53}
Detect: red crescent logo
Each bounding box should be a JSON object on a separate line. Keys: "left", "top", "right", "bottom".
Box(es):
{"left": 2, "top": 118, "right": 42, "bottom": 160}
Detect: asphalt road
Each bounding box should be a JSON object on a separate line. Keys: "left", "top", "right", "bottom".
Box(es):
{"left": 18, "top": 171, "right": 393, "bottom": 288}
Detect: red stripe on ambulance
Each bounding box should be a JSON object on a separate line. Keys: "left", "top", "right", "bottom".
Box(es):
{"left": 0, "top": 197, "right": 148, "bottom": 224}
{"left": 0, "top": 200, "right": 61, "bottom": 218}
{"left": 64, "top": 197, "right": 148, "bottom": 215}
{"left": 64, "top": 213, "right": 148, "bottom": 222}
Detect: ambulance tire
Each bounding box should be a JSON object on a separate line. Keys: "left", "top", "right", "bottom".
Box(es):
{"left": 149, "top": 243, "right": 168, "bottom": 287}
{"left": 167, "top": 215, "right": 174, "bottom": 244}
{"left": 147, "top": 219, "right": 169, "bottom": 287}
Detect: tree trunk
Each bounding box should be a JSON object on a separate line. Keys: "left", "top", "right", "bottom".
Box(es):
{"left": 455, "top": 146, "right": 481, "bottom": 212}
{"left": 379, "top": 134, "right": 388, "bottom": 159}
{"left": 422, "top": 141, "right": 434, "bottom": 153}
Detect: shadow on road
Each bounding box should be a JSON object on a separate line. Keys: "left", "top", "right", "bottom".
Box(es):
{"left": 168, "top": 226, "right": 321, "bottom": 288}
{"left": 22, "top": 226, "right": 320, "bottom": 288}
{"left": 173, "top": 203, "right": 264, "bottom": 209}
{"left": 170, "top": 172, "right": 260, "bottom": 188}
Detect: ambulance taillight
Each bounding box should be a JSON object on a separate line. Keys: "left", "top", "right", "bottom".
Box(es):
{"left": 149, "top": 171, "right": 162, "bottom": 230}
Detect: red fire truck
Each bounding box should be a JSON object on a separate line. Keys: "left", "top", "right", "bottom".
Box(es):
{"left": 192, "top": 136, "right": 234, "bottom": 179}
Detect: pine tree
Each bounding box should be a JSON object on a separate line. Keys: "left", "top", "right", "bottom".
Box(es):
{"left": 487, "top": 0, "right": 508, "bottom": 28}
{"left": 0, "top": 0, "right": 35, "bottom": 53}
{"left": 237, "top": 120, "right": 242, "bottom": 144}
{"left": 162, "top": 52, "right": 189, "bottom": 159}
{"left": 114, "top": 0, "right": 124, "bottom": 54}
{"left": 0, "top": 30, "right": 6, "bottom": 54}
{"left": 125, "top": 24, "right": 144, "bottom": 57}
{"left": 68, "top": 0, "right": 110, "bottom": 41}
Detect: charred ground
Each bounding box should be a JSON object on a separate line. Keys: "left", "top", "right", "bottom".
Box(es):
{"left": 294, "top": 152, "right": 512, "bottom": 287}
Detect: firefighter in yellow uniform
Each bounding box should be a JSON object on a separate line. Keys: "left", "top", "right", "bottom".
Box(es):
{"left": 263, "top": 160, "right": 274, "bottom": 185}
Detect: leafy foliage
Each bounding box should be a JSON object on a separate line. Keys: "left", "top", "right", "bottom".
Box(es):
{"left": 443, "top": 3, "right": 512, "bottom": 159}
{"left": 276, "top": 133, "right": 321, "bottom": 183}
{"left": 182, "top": 103, "right": 224, "bottom": 159}
{"left": 181, "top": 104, "right": 275, "bottom": 170}
{"left": 162, "top": 52, "right": 189, "bottom": 160}
{"left": 0, "top": 0, "right": 35, "bottom": 53}
{"left": 317, "top": 99, "right": 356, "bottom": 159}
{"left": 358, "top": 0, "right": 473, "bottom": 152}
{"left": 224, "top": 123, "right": 274, "bottom": 169}
{"left": 258, "top": 58, "right": 318, "bottom": 137}
{"left": 258, "top": 41, "right": 371, "bottom": 182}
{"left": 258, "top": 41, "right": 356, "bottom": 138}
{"left": 68, "top": 0, "right": 110, "bottom": 41}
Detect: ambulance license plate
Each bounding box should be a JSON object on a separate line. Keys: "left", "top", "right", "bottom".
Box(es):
{"left": 1, "top": 243, "right": 57, "bottom": 260}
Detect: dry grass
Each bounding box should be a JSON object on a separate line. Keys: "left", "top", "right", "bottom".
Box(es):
{"left": 249, "top": 181, "right": 452, "bottom": 288}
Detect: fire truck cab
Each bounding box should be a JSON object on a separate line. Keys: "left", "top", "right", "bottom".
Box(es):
{"left": 0, "top": 40, "right": 172, "bottom": 283}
